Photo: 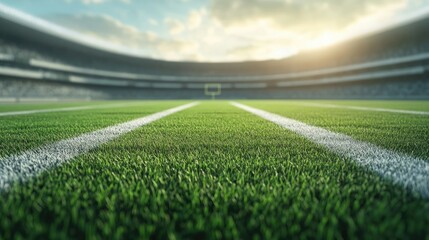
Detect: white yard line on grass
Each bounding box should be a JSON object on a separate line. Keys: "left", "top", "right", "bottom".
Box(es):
{"left": 0, "top": 103, "right": 136, "bottom": 117}
{"left": 300, "top": 103, "right": 429, "bottom": 115}
{"left": 231, "top": 102, "right": 429, "bottom": 198}
{"left": 0, "top": 102, "right": 199, "bottom": 190}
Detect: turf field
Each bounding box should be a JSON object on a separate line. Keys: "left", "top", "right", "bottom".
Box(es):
{"left": 0, "top": 100, "right": 428, "bottom": 239}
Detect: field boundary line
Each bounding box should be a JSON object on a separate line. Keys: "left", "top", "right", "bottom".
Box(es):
{"left": 231, "top": 102, "right": 429, "bottom": 198}
{"left": 0, "top": 102, "right": 199, "bottom": 191}
{"left": 300, "top": 102, "right": 429, "bottom": 115}
{"left": 0, "top": 103, "right": 139, "bottom": 117}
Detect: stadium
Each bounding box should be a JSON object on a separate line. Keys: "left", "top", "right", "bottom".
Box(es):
{"left": 0, "top": 1, "right": 428, "bottom": 239}
{"left": 1, "top": 4, "right": 429, "bottom": 101}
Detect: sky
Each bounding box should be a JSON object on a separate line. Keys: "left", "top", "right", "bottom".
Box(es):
{"left": 1, "top": 0, "right": 429, "bottom": 62}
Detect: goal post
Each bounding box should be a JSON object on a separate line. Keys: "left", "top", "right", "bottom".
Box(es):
{"left": 204, "top": 83, "right": 221, "bottom": 100}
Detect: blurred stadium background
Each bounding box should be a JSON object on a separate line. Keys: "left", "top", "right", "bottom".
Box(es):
{"left": 0, "top": 5, "right": 428, "bottom": 101}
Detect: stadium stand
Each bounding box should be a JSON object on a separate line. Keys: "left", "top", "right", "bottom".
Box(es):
{"left": 0, "top": 5, "right": 428, "bottom": 100}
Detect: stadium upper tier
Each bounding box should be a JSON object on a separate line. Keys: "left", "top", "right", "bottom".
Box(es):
{"left": 0, "top": 5, "right": 429, "bottom": 90}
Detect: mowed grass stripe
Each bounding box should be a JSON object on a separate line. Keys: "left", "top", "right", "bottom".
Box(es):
{"left": 1, "top": 102, "right": 428, "bottom": 239}
{"left": 300, "top": 102, "right": 429, "bottom": 115}
{"left": 232, "top": 102, "right": 429, "bottom": 198}
{"left": 313, "top": 100, "right": 429, "bottom": 111}
{"left": 0, "top": 103, "right": 136, "bottom": 117}
{"left": 0, "top": 101, "right": 157, "bottom": 115}
{"left": 0, "top": 102, "right": 198, "bottom": 190}
{"left": 0, "top": 102, "right": 186, "bottom": 158}
{"left": 0, "top": 102, "right": 106, "bottom": 113}
{"left": 242, "top": 100, "right": 429, "bottom": 160}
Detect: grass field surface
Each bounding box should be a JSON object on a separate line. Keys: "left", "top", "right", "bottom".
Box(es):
{"left": 0, "top": 101, "right": 185, "bottom": 157}
{"left": 0, "top": 100, "right": 428, "bottom": 239}
{"left": 0, "top": 101, "right": 112, "bottom": 113}
{"left": 241, "top": 101, "right": 429, "bottom": 159}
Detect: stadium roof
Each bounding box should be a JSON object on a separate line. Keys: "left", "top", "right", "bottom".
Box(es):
{"left": 0, "top": 2, "right": 429, "bottom": 67}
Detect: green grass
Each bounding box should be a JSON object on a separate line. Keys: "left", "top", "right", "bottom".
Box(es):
{"left": 0, "top": 101, "right": 111, "bottom": 113}
{"left": 306, "top": 100, "right": 429, "bottom": 111}
{"left": 240, "top": 100, "right": 429, "bottom": 159}
{"left": 0, "top": 100, "right": 428, "bottom": 239}
{"left": 0, "top": 101, "right": 186, "bottom": 158}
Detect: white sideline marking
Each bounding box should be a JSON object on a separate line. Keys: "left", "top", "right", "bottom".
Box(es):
{"left": 231, "top": 102, "right": 429, "bottom": 198}
{"left": 0, "top": 102, "right": 199, "bottom": 190}
{"left": 0, "top": 103, "right": 136, "bottom": 117}
{"left": 301, "top": 103, "right": 429, "bottom": 115}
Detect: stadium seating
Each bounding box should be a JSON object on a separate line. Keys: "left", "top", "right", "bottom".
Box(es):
{"left": 0, "top": 6, "right": 428, "bottom": 100}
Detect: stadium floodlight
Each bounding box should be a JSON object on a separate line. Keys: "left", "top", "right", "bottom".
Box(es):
{"left": 204, "top": 83, "right": 221, "bottom": 100}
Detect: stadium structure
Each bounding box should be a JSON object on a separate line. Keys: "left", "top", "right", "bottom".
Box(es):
{"left": 1, "top": 3, "right": 429, "bottom": 239}
{"left": 0, "top": 6, "right": 429, "bottom": 101}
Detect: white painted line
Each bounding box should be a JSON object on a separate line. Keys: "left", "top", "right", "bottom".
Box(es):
{"left": 231, "top": 102, "right": 429, "bottom": 198}
{"left": 300, "top": 103, "right": 429, "bottom": 115}
{"left": 0, "top": 103, "right": 135, "bottom": 117}
{"left": 0, "top": 102, "right": 199, "bottom": 190}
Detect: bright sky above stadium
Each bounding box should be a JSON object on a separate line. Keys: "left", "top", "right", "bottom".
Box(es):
{"left": 2, "top": 0, "right": 429, "bottom": 62}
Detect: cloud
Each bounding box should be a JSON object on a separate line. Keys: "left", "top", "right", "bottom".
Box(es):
{"left": 49, "top": 0, "right": 422, "bottom": 62}
{"left": 45, "top": 13, "right": 198, "bottom": 60}
{"left": 136, "top": 0, "right": 411, "bottom": 61}
{"left": 165, "top": 18, "right": 185, "bottom": 35}
{"left": 65, "top": 0, "right": 131, "bottom": 5}
{"left": 163, "top": 9, "right": 205, "bottom": 36}
{"left": 206, "top": 0, "right": 411, "bottom": 58}
{"left": 187, "top": 9, "right": 205, "bottom": 30}
{"left": 81, "top": 0, "right": 106, "bottom": 4}
{"left": 222, "top": 33, "right": 306, "bottom": 61}
{"left": 209, "top": 0, "right": 405, "bottom": 32}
